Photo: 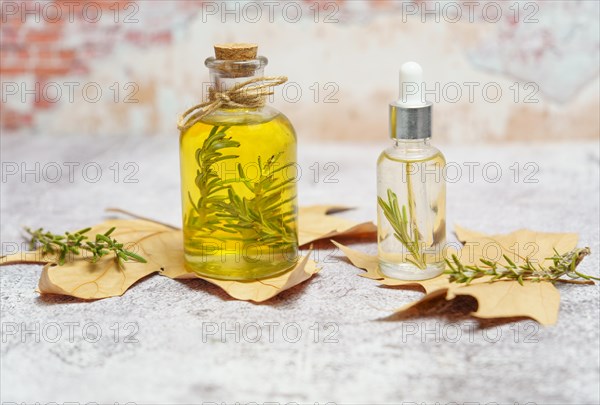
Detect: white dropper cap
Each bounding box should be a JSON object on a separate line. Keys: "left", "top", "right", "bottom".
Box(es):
{"left": 397, "top": 61, "right": 426, "bottom": 107}
{"left": 389, "top": 61, "right": 432, "bottom": 139}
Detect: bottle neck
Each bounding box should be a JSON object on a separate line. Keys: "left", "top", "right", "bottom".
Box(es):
{"left": 394, "top": 138, "right": 431, "bottom": 149}
{"left": 206, "top": 56, "right": 268, "bottom": 92}
{"left": 209, "top": 67, "right": 265, "bottom": 92}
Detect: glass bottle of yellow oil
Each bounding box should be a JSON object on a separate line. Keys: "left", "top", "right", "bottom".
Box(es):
{"left": 179, "top": 43, "right": 298, "bottom": 280}
{"left": 377, "top": 62, "right": 446, "bottom": 280}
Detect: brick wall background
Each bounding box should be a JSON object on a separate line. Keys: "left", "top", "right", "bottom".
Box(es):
{"left": 1, "top": 0, "right": 599, "bottom": 142}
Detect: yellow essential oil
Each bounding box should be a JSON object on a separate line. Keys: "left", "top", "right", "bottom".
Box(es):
{"left": 179, "top": 44, "right": 298, "bottom": 280}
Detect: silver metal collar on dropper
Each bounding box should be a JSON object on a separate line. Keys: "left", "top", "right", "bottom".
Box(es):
{"left": 389, "top": 61, "right": 432, "bottom": 140}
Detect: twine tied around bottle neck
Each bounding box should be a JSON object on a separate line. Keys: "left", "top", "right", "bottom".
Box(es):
{"left": 177, "top": 76, "right": 288, "bottom": 132}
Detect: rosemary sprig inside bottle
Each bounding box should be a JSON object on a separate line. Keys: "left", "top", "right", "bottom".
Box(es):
{"left": 187, "top": 125, "right": 296, "bottom": 249}
{"left": 26, "top": 227, "right": 147, "bottom": 268}
{"left": 445, "top": 247, "right": 597, "bottom": 285}
{"left": 187, "top": 125, "right": 240, "bottom": 232}
{"left": 378, "top": 188, "right": 427, "bottom": 269}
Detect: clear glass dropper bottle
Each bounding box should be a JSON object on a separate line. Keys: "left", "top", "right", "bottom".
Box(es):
{"left": 377, "top": 62, "right": 446, "bottom": 280}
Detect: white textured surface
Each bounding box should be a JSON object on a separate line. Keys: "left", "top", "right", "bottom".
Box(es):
{"left": 1, "top": 137, "right": 599, "bottom": 404}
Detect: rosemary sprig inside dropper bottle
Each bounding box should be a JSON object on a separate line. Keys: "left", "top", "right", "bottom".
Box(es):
{"left": 378, "top": 189, "right": 427, "bottom": 269}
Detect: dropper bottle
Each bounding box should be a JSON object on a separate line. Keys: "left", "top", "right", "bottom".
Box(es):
{"left": 376, "top": 62, "right": 447, "bottom": 280}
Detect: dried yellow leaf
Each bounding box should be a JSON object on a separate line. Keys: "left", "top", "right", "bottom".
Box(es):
{"left": 37, "top": 220, "right": 175, "bottom": 299}
{"left": 298, "top": 205, "right": 376, "bottom": 246}
{"left": 161, "top": 250, "right": 319, "bottom": 302}
{"left": 3, "top": 206, "right": 349, "bottom": 301}
{"left": 454, "top": 224, "right": 578, "bottom": 265}
{"left": 446, "top": 280, "right": 560, "bottom": 324}
{"left": 332, "top": 241, "right": 452, "bottom": 295}
{"left": 334, "top": 226, "right": 583, "bottom": 325}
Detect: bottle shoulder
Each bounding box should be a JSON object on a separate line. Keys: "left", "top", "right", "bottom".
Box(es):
{"left": 200, "top": 105, "right": 283, "bottom": 126}
{"left": 378, "top": 142, "right": 445, "bottom": 164}
{"left": 181, "top": 106, "right": 296, "bottom": 142}
{"left": 270, "top": 108, "right": 295, "bottom": 129}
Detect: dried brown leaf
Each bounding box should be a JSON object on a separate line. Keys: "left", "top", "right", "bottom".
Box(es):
{"left": 0, "top": 219, "right": 169, "bottom": 266}
{"left": 161, "top": 251, "right": 319, "bottom": 302}
{"left": 3, "top": 217, "right": 320, "bottom": 301}
{"left": 37, "top": 220, "right": 175, "bottom": 299}
{"left": 2, "top": 205, "right": 370, "bottom": 301}
{"left": 446, "top": 280, "right": 560, "bottom": 324}
{"left": 334, "top": 226, "right": 581, "bottom": 325}
{"left": 454, "top": 224, "right": 578, "bottom": 265}
{"left": 298, "top": 205, "right": 376, "bottom": 246}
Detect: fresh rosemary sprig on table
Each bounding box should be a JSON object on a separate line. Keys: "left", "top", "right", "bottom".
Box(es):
{"left": 445, "top": 247, "right": 597, "bottom": 285}
{"left": 378, "top": 188, "right": 427, "bottom": 269}
{"left": 26, "top": 227, "right": 147, "bottom": 267}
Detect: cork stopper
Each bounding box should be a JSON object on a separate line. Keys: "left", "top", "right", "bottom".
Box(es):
{"left": 214, "top": 43, "right": 258, "bottom": 61}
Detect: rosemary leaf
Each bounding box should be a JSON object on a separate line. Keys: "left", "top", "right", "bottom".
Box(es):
{"left": 445, "top": 247, "right": 596, "bottom": 284}
{"left": 188, "top": 126, "right": 296, "bottom": 250}
{"left": 26, "top": 227, "right": 146, "bottom": 267}
{"left": 378, "top": 189, "right": 427, "bottom": 269}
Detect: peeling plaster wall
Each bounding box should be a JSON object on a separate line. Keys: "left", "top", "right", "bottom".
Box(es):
{"left": 1, "top": 0, "right": 599, "bottom": 142}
